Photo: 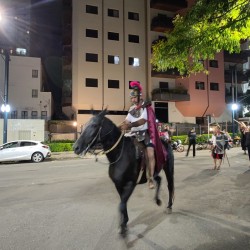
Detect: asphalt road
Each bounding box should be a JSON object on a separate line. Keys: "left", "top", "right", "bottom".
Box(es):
{"left": 0, "top": 147, "right": 249, "bottom": 250}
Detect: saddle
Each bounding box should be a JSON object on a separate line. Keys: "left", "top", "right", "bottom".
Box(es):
{"left": 132, "top": 139, "right": 147, "bottom": 184}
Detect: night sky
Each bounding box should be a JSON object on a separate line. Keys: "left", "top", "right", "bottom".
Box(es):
{"left": 31, "top": 0, "right": 65, "bottom": 119}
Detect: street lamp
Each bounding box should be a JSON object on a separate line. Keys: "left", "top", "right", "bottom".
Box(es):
{"left": 0, "top": 50, "right": 10, "bottom": 144}
{"left": 231, "top": 103, "right": 238, "bottom": 139}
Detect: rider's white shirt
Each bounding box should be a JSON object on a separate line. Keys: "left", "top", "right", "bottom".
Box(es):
{"left": 125, "top": 105, "right": 148, "bottom": 132}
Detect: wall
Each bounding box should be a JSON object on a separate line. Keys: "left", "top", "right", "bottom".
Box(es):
{"left": 0, "top": 119, "right": 45, "bottom": 144}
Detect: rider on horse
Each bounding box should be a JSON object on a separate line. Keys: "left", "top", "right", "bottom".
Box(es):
{"left": 120, "top": 81, "right": 167, "bottom": 189}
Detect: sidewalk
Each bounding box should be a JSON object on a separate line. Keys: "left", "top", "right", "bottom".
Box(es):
{"left": 50, "top": 146, "right": 245, "bottom": 161}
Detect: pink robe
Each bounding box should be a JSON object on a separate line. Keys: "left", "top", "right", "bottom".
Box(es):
{"left": 146, "top": 105, "right": 167, "bottom": 174}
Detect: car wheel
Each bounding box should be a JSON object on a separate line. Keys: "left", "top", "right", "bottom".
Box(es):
{"left": 31, "top": 152, "right": 44, "bottom": 163}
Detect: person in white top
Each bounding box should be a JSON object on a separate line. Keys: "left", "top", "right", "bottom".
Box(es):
{"left": 120, "top": 81, "right": 156, "bottom": 189}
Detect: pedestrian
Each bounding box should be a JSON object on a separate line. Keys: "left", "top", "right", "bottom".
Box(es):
{"left": 186, "top": 127, "right": 196, "bottom": 157}
{"left": 240, "top": 123, "right": 247, "bottom": 154}
{"left": 211, "top": 125, "right": 228, "bottom": 170}
{"left": 119, "top": 81, "right": 166, "bottom": 189}
{"left": 244, "top": 126, "right": 250, "bottom": 166}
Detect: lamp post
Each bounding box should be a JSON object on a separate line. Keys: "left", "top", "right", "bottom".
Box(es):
{"left": 1, "top": 50, "right": 10, "bottom": 144}
{"left": 231, "top": 103, "right": 238, "bottom": 139}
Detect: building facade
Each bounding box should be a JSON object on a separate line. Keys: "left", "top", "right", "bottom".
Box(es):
{"left": 62, "top": 0, "right": 249, "bottom": 132}
{"left": 0, "top": 55, "right": 52, "bottom": 121}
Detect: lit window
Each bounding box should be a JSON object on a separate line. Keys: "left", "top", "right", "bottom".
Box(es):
{"left": 129, "top": 57, "right": 140, "bottom": 67}
{"left": 108, "top": 55, "right": 119, "bottom": 64}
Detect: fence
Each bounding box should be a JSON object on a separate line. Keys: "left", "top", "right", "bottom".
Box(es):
{"left": 171, "top": 122, "right": 239, "bottom": 137}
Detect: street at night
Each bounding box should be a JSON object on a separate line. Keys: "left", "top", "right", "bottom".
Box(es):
{"left": 0, "top": 147, "right": 249, "bottom": 250}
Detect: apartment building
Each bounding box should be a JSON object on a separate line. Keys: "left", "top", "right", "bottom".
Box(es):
{"left": 63, "top": 0, "right": 249, "bottom": 130}
{"left": 0, "top": 55, "right": 52, "bottom": 120}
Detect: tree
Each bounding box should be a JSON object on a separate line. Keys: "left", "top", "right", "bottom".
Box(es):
{"left": 151, "top": 0, "right": 250, "bottom": 75}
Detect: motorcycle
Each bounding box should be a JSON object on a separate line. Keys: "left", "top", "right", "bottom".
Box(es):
{"left": 171, "top": 139, "right": 185, "bottom": 152}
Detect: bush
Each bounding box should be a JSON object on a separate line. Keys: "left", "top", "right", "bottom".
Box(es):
{"left": 48, "top": 142, "right": 74, "bottom": 152}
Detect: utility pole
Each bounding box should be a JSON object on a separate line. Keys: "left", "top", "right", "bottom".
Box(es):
{"left": 3, "top": 50, "right": 10, "bottom": 144}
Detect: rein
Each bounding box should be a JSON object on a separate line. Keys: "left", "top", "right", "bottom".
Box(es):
{"left": 86, "top": 123, "right": 125, "bottom": 165}
{"left": 103, "top": 130, "right": 124, "bottom": 154}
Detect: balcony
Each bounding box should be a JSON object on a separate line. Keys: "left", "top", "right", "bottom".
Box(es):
{"left": 224, "top": 50, "right": 250, "bottom": 64}
{"left": 151, "top": 87, "right": 190, "bottom": 102}
{"left": 150, "top": 0, "right": 188, "bottom": 12}
{"left": 151, "top": 68, "right": 184, "bottom": 78}
{"left": 151, "top": 14, "right": 174, "bottom": 32}
{"left": 225, "top": 69, "right": 249, "bottom": 84}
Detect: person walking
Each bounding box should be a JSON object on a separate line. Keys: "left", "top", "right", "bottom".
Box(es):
{"left": 186, "top": 128, "right": 196, "bottom": 157}
{"left": 211, "top": 125, "right": 228, "bottom": 170}
{"left": 244, "top": 126, "right": 250, "bottom": 167}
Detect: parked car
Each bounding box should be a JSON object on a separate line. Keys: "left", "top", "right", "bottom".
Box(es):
{"left": 0, "top": 140, "right": 51, "bottom": 163}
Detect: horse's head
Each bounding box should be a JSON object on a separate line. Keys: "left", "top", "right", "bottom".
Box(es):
{"left": 73, "top": 109, "right": 107, "bottom": 156}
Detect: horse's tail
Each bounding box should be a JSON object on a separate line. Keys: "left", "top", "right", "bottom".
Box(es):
{"left": 162, "top": 140, "right": 175, "bottom": 207}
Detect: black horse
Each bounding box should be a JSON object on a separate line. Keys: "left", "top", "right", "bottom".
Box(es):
{"left": 73, "top": 110, "right": 174, "bottom": 235}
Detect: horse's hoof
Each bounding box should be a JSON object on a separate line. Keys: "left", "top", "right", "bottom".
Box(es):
{"left": 156, "top": 198, "right": 162, "bottom": 206}
{"left": 119, "top": 226, "right": 128, "bottom": 237}
{"left": 167, "top": 204, "right": 172, "bottom": 209}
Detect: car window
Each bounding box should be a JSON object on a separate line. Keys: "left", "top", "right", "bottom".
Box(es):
{"left": 20, "top": 141, "right": 37, "bottom": 147}
{"left": 3, "top": 142, "right": 19, "bottom": 149}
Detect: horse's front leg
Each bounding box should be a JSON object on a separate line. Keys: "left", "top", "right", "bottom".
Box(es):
{"left": 115, "top": 180, "right": 136, "bottom": 236}
{"left": 154, "top": 175, "right": 162, "bottom": 206}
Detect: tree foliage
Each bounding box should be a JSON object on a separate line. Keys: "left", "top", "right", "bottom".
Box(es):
{"left": 151, "top": 0, "right": 250, "bottom": 75}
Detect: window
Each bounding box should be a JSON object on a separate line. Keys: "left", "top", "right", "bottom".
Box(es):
{"left": 32, "top": 69, "right": 38, "bottom": 78}
{"left": 86, "top": 5, "right": 98, "bottom": 14}
{"left": 128, "top": 34, "right": 139, "bottom": 43}
{"left": 41, "top": 111, "right": 47, "bottom": 120}
{"left": 108, "top": 9, "right": 119, "bottom": 18}
{"left": 11, "top": 110, "right": 18, "bottom": 119}
{"left": 209, "top": 60, "right": 218, "bottom": 68}
{"left": 20, "top": 141, "right": 36, "bottom": 147}
{"left": 159, "top": 82, "right": 169, "bottom": 89}
{"left": 129, "top": 57, "right": 140, "bottom": 66}
{"left": 31, "top": 111, "right": 38, "bottom": 119}
{"left": 195, "top": 81, "right": 205, "bottom": 90}
{"left": 32, "top": 89, "right": 38, "bottom": 98}
{"left": 108, "top": 80, "right": 119, "bottom": 89}
{"left": 21, "top": 111, "right": 28, "bottom": 119}
{"left": 108, "top": 32, "right": 119, "bottom": 41}
{"left": 86, "top": 78, "right": 98, "bottom": 87}
{"left": 86, "top": 53, "right": 98, "bottom": 62}
{"left": 128, "top": 12, "right": 139, "bottom": 21}
{"left": 86, "top": 29, "right": 98, "bottom": 38}
{"left": 108, "top": 55, "right": 119, "bottom": 64}
{"left": 210, "top": 82, "right": 219, "bottom": 91}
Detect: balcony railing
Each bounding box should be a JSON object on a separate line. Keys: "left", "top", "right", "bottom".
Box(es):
{"left": 151, "top": 68, "right": 184, "bottom": 78}
{"left": 151, "top": 14, "right": 174, "bottom": 32}
{"left": 224, "top": 69, "right": 249, "bottom": 83}
{"left": 151, "top": 88, "right": 190, "bottom": 102}
{"left": 150, "top": 0, "right": 188, "bottom": 12}
{"left": 224, "top": 50, "right": 250, "bottom": 64}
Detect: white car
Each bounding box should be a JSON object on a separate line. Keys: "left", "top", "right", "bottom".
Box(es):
{"left": 0, "top": 140, "right": 51, "bottom": 163}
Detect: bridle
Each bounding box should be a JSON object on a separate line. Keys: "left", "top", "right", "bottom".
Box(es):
{"left": 84, "top": 120, "right": 125, "bottom": 165}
